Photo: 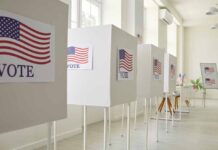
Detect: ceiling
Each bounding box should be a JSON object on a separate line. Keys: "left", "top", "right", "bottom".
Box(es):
{"left": 167, "top": 0, "right": 218, "bottom": 26}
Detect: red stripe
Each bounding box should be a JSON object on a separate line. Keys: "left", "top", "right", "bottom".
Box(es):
{"left": 20, "top": 23, "right": 51, "bottom": 36}
{"left": 20, "top": 39, "right": 49, "bottom": 50}
{"left": 68, "top": 57, "right": 88, "bottom": 60}
{"left": 74, "top": 52, "right": 88, "bottom": 56}
{"left": 68, "top": 57, "right": 88, "bottom": 61}
{"left": 76, "top": 50, "right": 88, "bottom": 54}
{"left": 124, "top": 51, "right": 133, "bottom": 58}
{"left": 20, "top": 33, "right": 50, "bottom": 45}
{"left": 120, "top": 63, "right": 132, "bottom": 70}
{"left": 76, "top": 48, "right": 88, "bottom": 50}
{"left": 68, "top": 55, "right": 88, "bottom": 59}
{"left": 20, "top": 28, "right": 50, "bottom": 40}
{"left": 0, "top": 46, "right": 50, "bottom": 60}
{"left": 0, "top": 52, "right": 51, "bottom": 65}
{"left": 67, "top": 59, "right": 88, "bottom": 64}
{"left": 120, "top": 60, "right": 132, "bottom": 66}
{"left": 0, "top": 40, "right": 49, "bottom": 54}
{"left": 120, "top": 66, "right": 132, "bottom": 72}
{"left": 120, "top": 62, "right": 132, "bottom": 67}
{"left": 122, "top": 57, "right": 132, "bottom": 62}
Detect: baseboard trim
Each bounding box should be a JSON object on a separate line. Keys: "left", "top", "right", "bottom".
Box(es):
{"left": 14, "top": 128, "right": 82, "bottom": 150}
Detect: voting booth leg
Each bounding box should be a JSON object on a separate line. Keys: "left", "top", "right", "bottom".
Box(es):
{"left": 47, "top": 122, "right": 52, "bottom": 150}
{"left": 149, "top": 98, "right": 152, "bottom": 116}
{"left": 121, "top": 104, "right": 125, "bottom": 137}
{"left": 134, "top": 101, "right": 138, "bottom": 130}
{"left": 126, "top": 103, "right": 130, "bottom": 150}
{"left": 145, "top": 98, "right": 149, "bottom": 150}
{"left": 108, "top": 107, "right": 111, "bottom": 146}
{"left": 203, "top": 89, "right": 206, "bottom": 108}
{"left": 104, "top": 108, "right": 108, "bottom": 150}
{"left": 83, "top": 106, "right": 87, "bottom": 150}
{"left": 144, "top": 98, "right": 147, "bottom": 123}
{"left": 53, "top": 121, "right": 57, "bottom": 150}
{"left": 155, "top": 97, "right": 159, "bottom": 142}
{"left": 179, "top": 92, "right": 182, "bottom": 120}
{"left": 165, "top": 94, "right": 168, "bottom": 133}
{"left": 171, "top": 95, "right": 174, "bottom": 126}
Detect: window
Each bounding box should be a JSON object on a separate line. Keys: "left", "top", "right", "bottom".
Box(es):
{"left": 70, "top": 0, "right": 79, "bottom": 28}
{"left": 167, "top": 21, "right": 177, "bottom": 56}
{"left": 81, "top": 0, "right": 102, "bottom": 27}
{"left": 144, "top": 0, "right": 159, "bottom": 46}
{"left": 68, "top": 0, "right": 102, "bottom": 28}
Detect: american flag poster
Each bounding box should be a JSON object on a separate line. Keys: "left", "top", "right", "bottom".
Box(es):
{"left": 118, "top": 49, "right": 134, "bottom": 80}
{"left": 153, "top": 58, "right": 162, "bottom": 80}
{"left": 204, "top": 67, "right": 215, "bottom": 74}
{"left": 0, "top": 10, "right": 55, "bottom": 83}
{"left": 170, "top": 64, "right": 176, "bottom": 79}
{"left": 67, "top": 45, "right": 92, "bottom": 70}
{"left": 205, "top": 78, "right": 216, "bottom": 86}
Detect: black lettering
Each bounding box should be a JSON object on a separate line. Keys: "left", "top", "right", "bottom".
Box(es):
{"left": 0, "top": 64, "right": 7, "bottom": 77}
{"left": 26, "top": 65, "right": 34, "bottom": 77}
{"left": 68, "top": 64, "right": 80, "bottom": 68}
{"left": 17, "top": 65, "right": 26, "bottom": 77}
{"left": 7, "top": 64, "right": 17, "bottom": 77}
{"left": 120, "top": 72, "right": 128, "bottom": 78}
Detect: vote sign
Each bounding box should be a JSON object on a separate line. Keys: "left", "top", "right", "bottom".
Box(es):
{"left": 0, "top": 10, "right": 55, "bottom": 82}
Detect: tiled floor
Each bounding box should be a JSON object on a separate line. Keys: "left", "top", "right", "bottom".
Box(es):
{"left": 37, "top": 100, "right": 218, "bottom": 150}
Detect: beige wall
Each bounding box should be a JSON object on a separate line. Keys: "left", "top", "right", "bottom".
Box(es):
{"left": 184, "top": 26, "right": 218, "bottom": 98}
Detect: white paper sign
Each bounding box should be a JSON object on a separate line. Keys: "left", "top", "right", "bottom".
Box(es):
{"left": 200, "top": 63, "right": 218, "bottom": 89}
{"left": 118, "top": 48, "right": 134, "bottom": 80}
{"left": 67, "top": 45, "right": 93, "bottom": 70}
{"left": 153, "top": 57, "right": 162, "bottom": 80}
{"left": 0, "top": 10, "right": 55, "bottom": 82}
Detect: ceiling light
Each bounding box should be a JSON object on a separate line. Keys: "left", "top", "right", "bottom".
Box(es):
{"left": 206, "top": 7, "right": 218, "bottom": 15}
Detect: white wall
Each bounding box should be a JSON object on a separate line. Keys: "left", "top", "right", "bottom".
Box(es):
{"left": 184, "top": 26, "right": 218, "bottom": 98}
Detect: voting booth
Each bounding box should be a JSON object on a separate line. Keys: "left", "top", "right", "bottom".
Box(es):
{"left": 67, "top": 25, "right": 137, "bottom": 107}
{"left": 164, "top": 53, "right": 177, "bottom": 93}
{"left": 137, "top": 44, "right": 164, "bottom": 100}
{"left": 0, "top": 0, "right": 67, "bottom": 134}
{"left": 67, "top": 25, "right": 137, "bottom": 150}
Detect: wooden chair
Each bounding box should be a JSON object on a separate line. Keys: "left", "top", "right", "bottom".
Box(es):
{"left": 158, "top": 97, "right": 174, "bottom": 115}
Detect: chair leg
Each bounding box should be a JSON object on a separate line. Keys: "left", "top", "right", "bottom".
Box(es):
{"left": 158, "top": 99, "right": 165, "bottom": 112}
{"left": 167, "top": 98, "right": 172, "bottom": 115}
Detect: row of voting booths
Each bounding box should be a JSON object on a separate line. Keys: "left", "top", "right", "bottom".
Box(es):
{"left": 0, "top": 1, "right": 179, "bottom": 150}
{"left": 67, "top": 25, "right": 178, "bottom": 150}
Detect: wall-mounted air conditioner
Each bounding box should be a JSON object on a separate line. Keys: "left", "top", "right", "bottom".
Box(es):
{"left": 160, "top": 9, "right": 173, "bottom": 25}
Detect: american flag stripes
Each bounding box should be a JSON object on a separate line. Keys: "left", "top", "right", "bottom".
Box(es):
{"left": 67, "top": 46, "right": 89, "bottom": 64}
{"left": 119, "top": 49, "right": 133, "bottom": 72}
{"left": 205, "top": 78, "right": 215, "bottom": 85}
{"left": 0, "top": 16, "right": 51, "bottom": 65}
{"left": 153, "top": 58, "right": 161, "bottom": 75}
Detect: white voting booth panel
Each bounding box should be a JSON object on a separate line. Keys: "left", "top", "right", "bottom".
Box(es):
{"left": 164, "top": 54, "right": 177, "bottom": 93}
{"left": 0, "top": 0, "right": 68, "bottom": 134}
{"left": 137, "top": 44, "right": 164, "bottom": 99}
{"left": 68, "top": 25, "right": 137, "bottom": 107}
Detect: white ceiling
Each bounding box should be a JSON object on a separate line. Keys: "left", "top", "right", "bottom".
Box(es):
{"left": 167, "top": 0, "right": 218, "bottom": 26}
